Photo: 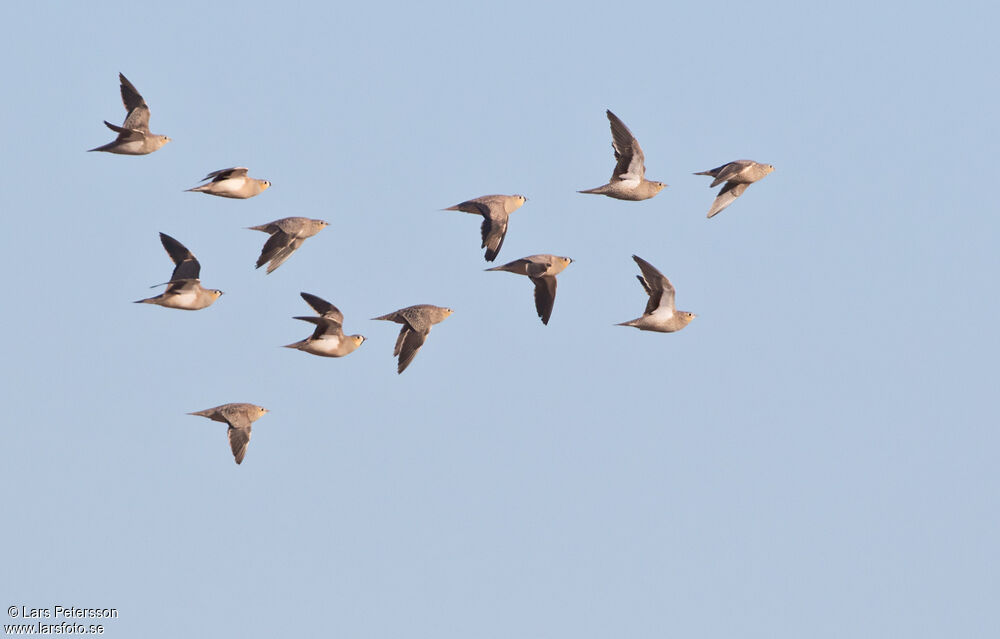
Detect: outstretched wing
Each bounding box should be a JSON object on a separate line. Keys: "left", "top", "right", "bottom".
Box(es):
{"left": 159, "top": 232, "right": 201, "bottom": 281}
{"left": 707, "top": 182, "right": 749, "bottom": 218}
{"left": 119, "top": 73, "right": 151, "bottom": 132}
{"left": 395, "top": 326, "right": 428, "bottom": 374}
{"left": 632, "top": 255, "right": 675, "bottom": 314}
{"left": 480, "top": 214, "right": 508, "bottom": 262}
{"left": 607, "top": 110, "right": 646, "bottom": 183}
{"left": 256, "top": 232, "right": 304, "bottom": 273}
{"left": 530, "top": 275, "right": 558, "bottom": 325}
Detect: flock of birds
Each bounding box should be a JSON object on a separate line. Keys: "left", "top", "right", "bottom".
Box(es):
{"left": 91, "top": 73, "right": 775, "bottom": 465}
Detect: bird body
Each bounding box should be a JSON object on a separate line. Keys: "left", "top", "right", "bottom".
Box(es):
{"left": 135, "top": 282, "right": 219, "bottom": 310}
{"left": 694, "top": 160, "right": 774, "bottom": 218}
{"left": 188, "top": 403, "right": 269, "bottom": 465}
{"left": 285, "top": 292, "right": 365, "bottom": 357}
{"left": 134, "top": 233, "right": 222, "bottom": 310}
{"left": 486, "top": 254, "right": 573, "bottom": 325}
{"left": 617, "top": 255, "right": 695, "bottom": 333}
{"left": 89, "top": 73, "right": 170, "bottom": 155}
{"left": 372, "top": 305, "right": 453, "bottom": 374}
{"left": 187, "top": 167, "right": 271, "bottom": 199}
{"left": 579, "top": 110, "right": 666, "bottom": 201}
{"left": 444, "top": 194, "right": 526, "bottom": 261}
{"left": 248, "top": 217, "right": 328, "bottom": 274}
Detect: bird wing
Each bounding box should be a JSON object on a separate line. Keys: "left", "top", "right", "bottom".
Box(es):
{"left": 607, "top": 110, "right": 646, "bottom": 183}
{"left": 631, "top": 255, "right": 675, "bottom": 314}
{"left": 299, "top": 292, "right": 343, "bottom": 323}
{"left": 395, "top": 325, "right": 428, "bottom": 374}
{"left": 217, "top": 408, "right": 254, "bottom": 465}
{"left": 159, "top": 233, "right": 201, "bottom": 281}
{"left": 102, "top": 120, "right": 145, "bottom": 141}
{"left": 203, "top": 167, "right": 249, "bottom": 182}
{"left": 397, "top": 307, "right": 431, "bottom": 333}
{"left": 226, "top": 423, "right": 252, "bottom": 465}
{"left": 707, "top": 182, "right": 749, "bottom": 218}
{"left": 480, "top": 213, "right": 508, "bottom": 262}
{"left": 709, "top": 161, "right": 750, "bottom": 187}
{"left": 163, "top": 279, "right": 200, "bottom": 295}
{"left": 451, "top": 199, "right": 491, "bottom": 216}
{"left": 294, "top": 316, "right": 344, "bottom": 339}
{"left": 524, "top": 255, "right": 554, "bottom": 278}
{"left": 530, "top": 275, "right": 558, "bottom": 325}
{"left": 118, "top": 74, "right": 151, "bottom": 132}
{"left": 256, "top": 231, "right": 303, "bottom": 273}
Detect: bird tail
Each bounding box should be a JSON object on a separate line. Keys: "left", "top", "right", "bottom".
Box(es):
{"left": 187, "top": 409, "right": 215, "bottom": 418}
{"left": 185, "top": 185, "right": 208, "bottom": 193}
{"left": 615, "top": 319, "right": 639, "bottom": 328}
{"left": 577, "top": 186, "right": 605, "bottom": 195}
{"left": 283, "top": 341, "right": 305, "bottom": 350}
{"left": 133, "top": 297, "right": 156, "bottom": 304}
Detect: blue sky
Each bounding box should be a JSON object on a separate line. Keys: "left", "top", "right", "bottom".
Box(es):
{"left": 3, "top": 1, "right": 998, "bottom": 637}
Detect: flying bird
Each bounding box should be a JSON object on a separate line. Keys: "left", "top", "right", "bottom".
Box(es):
{"left": 578, "top": 110, "right": 666, "bottom": 201}
{"left": 89, "top": 73, "right": 171, "bottom": 155}
{"left": 617, "top": 255, "right": 695, "bottom": 333}
{"left": 444, "top": 194, "right": 526, "bottom": 261}
{"left": 284, "top": 292, "right": 366, "bottom": 358}
{"left": 486, "top": 254, "right": 573, "bottom": 325}
{"left": 372, "top": 305, "right": 454, "bottom": 374}
{"left": 186, "top": 167, "right": 271, "bottom": 199}
{"left": 188, "top": 403, "right": 269, "bottom": 465}
{"left": 247, "top": 217, "right": 329, "bottom": 274}
{"left": 694, "top": 160, "right": 774, "bottom": 218}
{"left": 134, "top": 233, "right": 222, "bottom": 310}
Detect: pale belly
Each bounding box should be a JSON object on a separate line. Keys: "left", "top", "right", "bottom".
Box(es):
{"left": 213, "top": 178, "right": 248, "bottom": 195}
{"left": 302, "top": 337, "right": 345, "bottom": 357}
{"left": 161, "top": 291, "right": 204, "bottom": 310}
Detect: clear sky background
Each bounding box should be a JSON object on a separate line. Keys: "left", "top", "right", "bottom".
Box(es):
{"left": 3, "top": 1, "right": 998, "bottom": 637}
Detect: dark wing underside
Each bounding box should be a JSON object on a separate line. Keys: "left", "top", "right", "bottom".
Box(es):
{"left": 530, "top": 275, "right": 558, "bottom": 325}
{"left": 395, "top": 325, "right": 428, "bottom": 374}
{"left": 159, "top": 232, "right": 201, "bottom": 281}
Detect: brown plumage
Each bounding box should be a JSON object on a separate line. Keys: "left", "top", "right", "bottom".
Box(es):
{"left": 486, "top": 254, "right": 573, "bottom": 325}
{"left": 694, "top": 160, "right": 774, "bottom": 218}
{"left": 372, "top": 305, "right": 454, "bottom": 374}
{"left": 578, "top": 110, "right": 666, "bottom": 201}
